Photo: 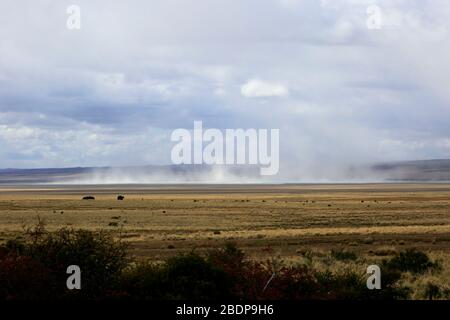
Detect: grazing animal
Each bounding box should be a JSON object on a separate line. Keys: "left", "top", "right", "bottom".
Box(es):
{"left": 117, "top": 195, "right": 125, "bottom": 201}
{"left": 82, "top": 196, "right": 95, "bottom": 200}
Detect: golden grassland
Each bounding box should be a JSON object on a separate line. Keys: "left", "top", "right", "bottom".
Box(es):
{"left": 0, "top": 183, "right": 449, "bottom": 259}
{"left": 1, "top": 183, "right": 449, "bottom": 299}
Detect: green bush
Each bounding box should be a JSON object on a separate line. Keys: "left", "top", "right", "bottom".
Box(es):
{"left": 1, "top": 224, "right": 127, "bottom": 299}
{"left": 315, "top": 270, "right": 367, "bottom": 299}
{"left": 121, "top": 252, "right": 234, "bottom": 300}
{"left": 0, "top": 227, "right": 432, "bottom": 301}
{"left": 330, "top": 249, "right": 357, "bottom": 261}
{"left": 423, "top": 282, "right": 442, "bottom": 300}
{"left": 383, "top": 248, "right": 439, "bottom": 274}
{"left": 119, "top": 263, "right": 166, "bottom": 299}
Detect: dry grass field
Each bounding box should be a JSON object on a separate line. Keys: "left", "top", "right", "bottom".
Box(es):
{"left": 0, "top": 183, "right": 449, "bottom": 261}
{"left": 1, "top": 183, "right": 449, "bottom": 299}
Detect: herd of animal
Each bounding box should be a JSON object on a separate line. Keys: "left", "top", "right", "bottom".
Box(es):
{"left": 82, "top": 195, "right": 124, "bottom": 200}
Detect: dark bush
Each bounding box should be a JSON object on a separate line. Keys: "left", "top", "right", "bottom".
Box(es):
{"left": 424, "top": 282, "right": 442, "bottom": 300}
{"left": 207, "top": 242, "right": 267, "bottom": 299}
{"left": 206, "top": 243, "right": 407, "bottom": 300}
{"left": 315, "top": 270, "right": 367, "bottom": 299}
{"left": 383, "top": 248, "right": 439, "bottom": 274}
{"left": 121, "top": 252, "right": 234, "bottom": 300}
{"left": 0, "top": 227, "right": 418, "bottom": 301}
{"left": 330, "top": 249, "right": 357, "bottom": 261}
{"left": 0, "top": 253, "right": 56, "bottom": 300}
{"left": 262, "top": 265, "right": 320, "bottom": 299}
{"left": 119, "top": 263, "right": 165, "bottom": 299}
{"left": 208, "top": 242, "right": 245, "bottom": 273}
{"left": 316, "top": 268, "right": 408, "bottom": 300}
{"left": 1, "top": 224, "right": 127, "bottom": 299}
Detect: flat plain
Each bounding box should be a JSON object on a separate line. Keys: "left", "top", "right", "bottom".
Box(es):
{"left": 0, "top": 183, "right": 449, "bottom": 262}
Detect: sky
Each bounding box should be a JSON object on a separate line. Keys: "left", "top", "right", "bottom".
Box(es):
{"left": 1, "top": 0, "right": 450, "bottom": 180}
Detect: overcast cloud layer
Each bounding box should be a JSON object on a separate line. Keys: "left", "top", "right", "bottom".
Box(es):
{"left": 1, "top": 0, "right": 450, "bottom": 180}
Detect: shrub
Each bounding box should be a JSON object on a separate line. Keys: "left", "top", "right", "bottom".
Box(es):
{"left": 122, "top": 252, "right": 234, "bottom": 300}
{"left": 371, "top": 247, "right": 397, "bottom": 256}
{"left": 119, "top": 263, "right": 165, "bottom": 300}
{"left": 262, "top": 265, "right": 320, "bottom": 299}
{"left": 208, "top": 242, "right": 245, "bottom": 272}
{"left": 1, "top": 224, "right": 128, "bottom": 299}
{"left": 207, "top": 242, "right": 268, "bottom": 299}
{"left": 330, "top": 249, "right": 357, "bottom": 261}
{"left": 0, "top": 228, "right": 423, "bottom": 301}
{"left": 315, "top": 270, "right": 367, "bottom": 299}
{"left": 423, "top": 282, "right": 442, "bottom": 300}
{"left": 207, "top": 243, "right": 407, "bottom": 300}
{"left": 383, "top": 249, "right": 439, "bottom": 274}
{"left": 0, "top": 253, "right": 56, "bottom": 300}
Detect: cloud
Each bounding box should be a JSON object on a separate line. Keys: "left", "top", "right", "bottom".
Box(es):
{"left": 0, "top": 0, "right": 449, "bottom": 181}
{"left": 240, "top": 79, "right": 289, "bottom": 98}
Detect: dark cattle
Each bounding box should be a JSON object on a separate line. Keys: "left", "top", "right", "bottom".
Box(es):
{"left": 117, "top": 195, "right": 125, "bottom": 200}
{"left": 82, "top": 196, "right": 95, "bottom": 200}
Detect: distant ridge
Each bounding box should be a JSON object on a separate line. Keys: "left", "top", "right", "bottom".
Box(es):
{"left": 0, "top": 160, "right": 450, "bottom": 184}
{"left": 0, "top": 165, "right": 261, "bottom": 184}
{"left": 0, "top": 167, "right": 94, "bottom": 184}
{"left": 371, "top": 159, "right": 450, "bottom": 181}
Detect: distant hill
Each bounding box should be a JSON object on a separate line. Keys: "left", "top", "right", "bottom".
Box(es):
{"left": 0, "top": 165, "right": 261, "bottom": 184}
{"left": 0, "top": 167, "right": 94, "bottom": 184}
{"left": 371, "top": 159, "right": 450, "bottom": 181}
{"left": 0, "top": 160, "right": 449, "bottom": 184}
